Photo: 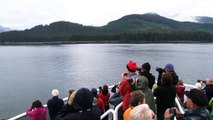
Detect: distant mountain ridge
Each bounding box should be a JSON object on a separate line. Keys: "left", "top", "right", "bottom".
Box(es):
{"left": 1, "top": 13, "right": 213, "bottom": 44}
{"left": 195, "top": 16, "right": 213, "bottom": 23}
{"left": 105, "top": 13, "right": 213, "bottom": 31}
{"left": 0, "top": 25, "right": 10, "bottom": 33}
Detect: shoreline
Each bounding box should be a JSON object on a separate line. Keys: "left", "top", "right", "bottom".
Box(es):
{"left": 0, "top": 40, "right": 210, "bottom": 45}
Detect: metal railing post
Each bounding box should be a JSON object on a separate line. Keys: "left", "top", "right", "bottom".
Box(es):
{"left": 114, "top": 102, "right": 122, "bottom": 120}
{"left": 100, "top": 109, "right": 116, "bottom": 120}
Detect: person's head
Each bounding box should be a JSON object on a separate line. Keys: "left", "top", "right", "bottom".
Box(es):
{"left": 194, "top": 83, "right": 202, "bottom": 90}
{"left": 116, "top": 83, "right": 120, "bottom": 93}
{"left": 67, "top": 89, "right": 75, "bottom": 102}
{"left": 32, "top": 100, "right": 42, "bottom": 108}
{"left": 164, "top": 63, "right": 174, "bottom": 72}
{"left": 52, "top": 89, "right": 59, "bottom": 97}
{"left": 68, "top": 90, "right": 77, "bottom": 105}
{"left": 205, "top": 78, "right": 213, "bottom": 85}
{"left": 178, "top": 80, "right": 183, "bottom": 84}
{"left": 130, "top": 104, "right": 155, "bottom": 120}
{"left": 161, "top": 73, "right": 173, "bottom": 86}
{"left": 91, "top": 88, "right": 98, "bottom": 97}
{"left": 184, "top": 89, "right": 208, "bottom": 110}
{"left": 69, "top": 89, "right": 75, "bottom": 95}
{"left": 72, "top": 88, "right": 93, "bottom": 110}
{"left": 126, "top": 60, "right": 138, "bottom": 73}
{"left": 130, "top": 90, "right": 145, "bottom": 107}
{"left": 98, "top": 86, "right": 102, "bottom": 93}
{"left": 102, "top": 85, "right": 109, "bottom": 96}
{"left": 141, "top": 62, "right": 151, "bottom": 72}
{"left": 135, "top": 76, "right": 149, "bottom": 91}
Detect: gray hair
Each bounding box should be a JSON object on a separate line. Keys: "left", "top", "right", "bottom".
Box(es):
{"left": 130, "top": 104, "right": 155, "bottom": 120}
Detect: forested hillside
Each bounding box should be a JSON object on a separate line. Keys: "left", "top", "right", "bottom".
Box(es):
{"left": 1, "top": 13, "right": 213, "bottom": 44}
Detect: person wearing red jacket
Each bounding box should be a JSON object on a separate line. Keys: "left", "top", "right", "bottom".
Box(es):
{"left": 176, "top": 80, "right": 185, "bottom": 104}
{"left": 98, "top": 85, "right": 110, "bottom": 120}
{"left": 120, "top": 60, "right": 138, "bottom": 111}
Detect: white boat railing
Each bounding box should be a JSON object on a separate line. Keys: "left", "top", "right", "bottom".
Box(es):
{"left": 8, "top": 83, "right": 195, "bottom": 120}
{"left": 100, "top": 102, "right": 122, "bottom": 120}
{"left": 8, "top": 97, "right": 68, "bottom": 120}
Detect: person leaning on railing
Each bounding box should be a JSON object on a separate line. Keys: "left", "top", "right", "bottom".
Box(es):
{"left": 26, "top": 100, "right": 47, "bottom": 120}
{"left": 164, "top": 89, "right": 213, "bottom": 120}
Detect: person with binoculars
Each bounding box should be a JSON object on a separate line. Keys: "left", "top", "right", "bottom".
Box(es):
{"left": 156, "top": 63, "right": 179, "bottom": 86}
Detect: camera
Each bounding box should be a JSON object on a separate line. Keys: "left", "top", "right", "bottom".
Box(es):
{"left": 123, "top": 73, "right": 128, "bottom": 76}
{"left": 127, "top": 78, "right": 133, "bottom": 83}
{"left": 197, "top": 80, "right": 206, "bottom": 84}
{"left": 169, "top": 108, "right": 176, "bottom": 115}
{"left": 136, "top": 67, "right": 141, "bottom": 71}
{"left": 156, "top": 67, "right": 165, "bottom": 73}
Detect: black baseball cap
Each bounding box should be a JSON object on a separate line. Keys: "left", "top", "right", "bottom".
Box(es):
{"left": 184, "top": 89, "right": 208, "bottom": 107}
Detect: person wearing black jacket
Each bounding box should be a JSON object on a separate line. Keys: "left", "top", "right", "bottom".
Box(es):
{"left": 154, "top": 73, "right": 177, "bottom": 120}
{"left": 203, "top": 78, "right": 213, "bottom": 112}
{"left": 156, "top": 63, "right": 179, "bottom": 86}
{"left": 110, "top": 84, "right": 123, "bottom": 108}
{"left": 138, "top": 62, "right": 155, "bottom": 90}
{"left": 203, "top": 78, "right": 213, "bottom": 102}
{"left": 56, "top": 88, "right": 102, "bottom": 120}
{"left": 47, "top": 89, "right": 64, "bottom": 120}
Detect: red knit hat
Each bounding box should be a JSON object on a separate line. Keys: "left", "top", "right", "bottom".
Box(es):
{"left": 126, "top": 60, "right": 138, "bottom": 72}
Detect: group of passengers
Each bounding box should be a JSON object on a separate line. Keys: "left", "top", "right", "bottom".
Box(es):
{"left": 25, "top": 60, "right": 213, "bottom": 120}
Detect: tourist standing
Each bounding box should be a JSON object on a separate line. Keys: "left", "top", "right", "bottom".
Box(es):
{"left": 27, "top": 100, "right": 47, "bottom": 120}
{"left": 130, "top": 104, "right": 155, "bottom": 120}
{"left": 156, "top": 63, "right": 179, "bottom": 86}
{"left": 203, "top": 78, "right": 213, "bottom": 102}
{"left": 123, "top": 90, "right": 145, "bottom": 120}
{"left": 56, "top": 88, "right": 102, "bottom": 120}
{"left": 120, "top": 60, "right": 138, "bottom": 111}
{"left": 164, "top": 89, "right": 213, "bottom": 120}
{"left": 203, "top": 78, "right": 213, "bottom": 112}
{"left": 91, "top": 88, "right": 105, "bottom": 112}
{"left": 98, "top": 85, "right": 110, "bottom": 120}
{"left": 47, "top": 89, "right": 64, "bottom": 120}
{"left": 135, "top": 76, "right": 156, "bottom": 113}
{"left": 176, "top": 80, "right": 185, "bottom": 104}
{"left": 138, "top": 62, "right": 155, "bottom": 90}
{"left": 154, "top": 73, "right": 177, "bottom": 120}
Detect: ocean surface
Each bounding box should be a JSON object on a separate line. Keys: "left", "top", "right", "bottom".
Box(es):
{"left": 0, "top": 43, "right": 213, "bottom": 119}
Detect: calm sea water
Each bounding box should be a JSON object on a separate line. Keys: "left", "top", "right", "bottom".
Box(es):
{"left": 0, "top": 43, "right": 213, "bottom": 119}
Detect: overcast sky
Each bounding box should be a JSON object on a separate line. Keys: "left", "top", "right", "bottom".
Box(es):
{"left": 1, "top": 0, "right": 213, "bottom": 30}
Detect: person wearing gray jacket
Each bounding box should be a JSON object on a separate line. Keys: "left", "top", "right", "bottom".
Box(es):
{"left": 135, "top": 76, "right": 156, "bottom": 113}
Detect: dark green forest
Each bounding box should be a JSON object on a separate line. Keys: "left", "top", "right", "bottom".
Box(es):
{"left": 1, "top": 13, "right": 213, "bottom": 44}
